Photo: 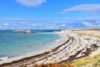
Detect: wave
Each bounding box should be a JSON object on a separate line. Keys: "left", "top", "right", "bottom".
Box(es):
{"left": 0, "top": 57, "right": 8, "bottom": 61}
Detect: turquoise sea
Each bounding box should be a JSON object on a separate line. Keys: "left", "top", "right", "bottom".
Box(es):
{"left": 0, "top": 30, "right": 60, "bottom": 60}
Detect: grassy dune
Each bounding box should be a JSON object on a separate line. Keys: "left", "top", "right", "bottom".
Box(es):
{"left": 73, "top": 54, "right": 100, "bottom": 67}
{"left": 72, "top": 30, "right": 100, "bottom": 39}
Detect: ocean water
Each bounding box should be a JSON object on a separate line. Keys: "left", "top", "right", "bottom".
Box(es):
{"left": 0, "top": 30, "right": 60, "bottom": 60}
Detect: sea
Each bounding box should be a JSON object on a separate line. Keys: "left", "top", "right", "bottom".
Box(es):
{"left": 0, "top": 30, "right": 60, "bottom": 61}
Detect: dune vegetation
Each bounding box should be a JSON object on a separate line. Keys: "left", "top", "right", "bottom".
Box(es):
{"left": 72, "top": 30, "right": 100, "bottom": 39}
{"left": 73, "top": 54, "right": 100, "bottom": 67}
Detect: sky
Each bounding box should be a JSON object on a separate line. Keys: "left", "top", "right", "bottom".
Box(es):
{"left": 0, "top": 0, "right": 100, "bottom": 30}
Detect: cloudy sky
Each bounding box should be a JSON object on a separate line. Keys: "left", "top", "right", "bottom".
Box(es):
{"left": 0, "top": 0, "right": 100, "bottom": 30}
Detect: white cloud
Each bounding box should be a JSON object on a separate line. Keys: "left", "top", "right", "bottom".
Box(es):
{"left": 82, "top": 21, "right": 100, "bottom": 27}
{"left": 0, "top": 23, "right": 10, "bottom": 28}
{"left": 61, "top": 24, "right": 66, "bottom": 27}
{"left": 63, "top": 4, "right": 100, "bottom": 13}
{"left": 82, "top": 22, "right": 94, "bottom": 27}
{"left": 0, "top": 18, "right": 100, "bottom": 29}
{"left": 17, "top": 0, "right": 46, "bottom": 7}
{"left": 4, "top": 23, "right": 9, "bottom": 26}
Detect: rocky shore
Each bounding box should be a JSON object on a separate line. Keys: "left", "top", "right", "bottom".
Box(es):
{"left": 0, "top": 30, "right": 100, "bottom": 67}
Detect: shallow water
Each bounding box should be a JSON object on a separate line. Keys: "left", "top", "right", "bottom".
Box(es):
{"left": 0, "top": 30, "right": 59, "bottom": 59}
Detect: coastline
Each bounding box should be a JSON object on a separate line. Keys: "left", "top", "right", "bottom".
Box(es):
{"left": 0, "top": 30, "right": 100, "bottom": 67}
{"left": 0, "top": 31, "right": 68, "bottom": 65}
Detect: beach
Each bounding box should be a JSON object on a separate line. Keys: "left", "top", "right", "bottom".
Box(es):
{"left": 0, "top": 30, "right": 100, "bottom": 67}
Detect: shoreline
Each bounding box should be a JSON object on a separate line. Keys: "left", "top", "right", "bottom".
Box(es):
{"left": 0, "top": 31, "right": 68, "bottom": 65}
{"left": 0, "top": 30, "right": 100, "bottom": 67}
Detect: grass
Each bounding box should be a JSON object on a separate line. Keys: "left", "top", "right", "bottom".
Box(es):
{"left": 72, "top": 30, "right": 100, "bottom": 39}
{"left": 73, "top": 54, "right": 100, "bottom": 67}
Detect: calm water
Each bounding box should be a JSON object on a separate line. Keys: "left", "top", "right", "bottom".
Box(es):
{"left": 0, "top": 30, "right": 59, "bottom": 59}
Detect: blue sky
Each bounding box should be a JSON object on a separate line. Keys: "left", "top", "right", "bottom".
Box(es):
{"left": 0, "top": 0, "right": 100, "bottom": 30}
